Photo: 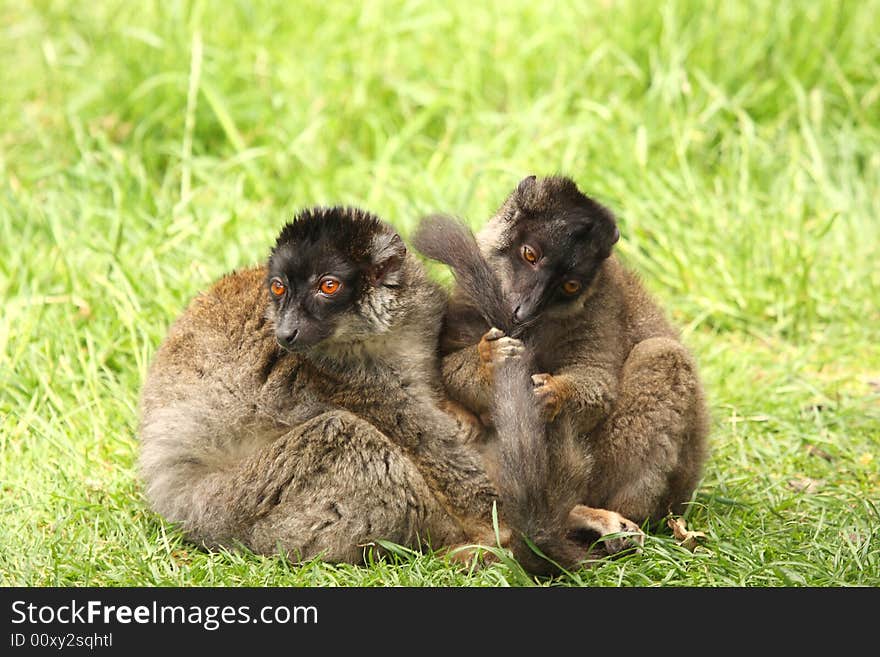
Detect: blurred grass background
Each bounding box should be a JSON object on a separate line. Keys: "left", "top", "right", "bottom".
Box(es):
{"left": 1, "top": 0, "right": 878, "bottom": 585}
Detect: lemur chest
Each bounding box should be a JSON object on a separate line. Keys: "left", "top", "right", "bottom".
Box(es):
{"left": 527, "top": 324, "right": 585, "bottom": 373}
{"left": 527, "top": 315, "right": 620, "bottom": 374}
{"left": 310, "top": 348, "right": 435, "bottom": 419}
{"left": 252, "top": 335, "right": 438, "bottom": 443}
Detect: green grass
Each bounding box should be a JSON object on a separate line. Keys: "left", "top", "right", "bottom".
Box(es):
{"left": 1, "top": 0, "right": 878, "bottom": 587}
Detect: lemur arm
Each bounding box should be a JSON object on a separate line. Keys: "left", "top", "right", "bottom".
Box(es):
{"left": 534, "top": 360, "right": 619, "bottom": 435}
{"left": 440, "top": 343, "right": 493, "bottom": 418}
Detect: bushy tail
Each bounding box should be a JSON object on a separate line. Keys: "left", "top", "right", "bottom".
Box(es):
{"left": 411, "top": 214, "right": 514, "bottom": 335}
{"left": 413, "top": 214, "right": 586, "bottom": 573}
{"left": 491, "top": 355, "right": 588, "bottom": 573}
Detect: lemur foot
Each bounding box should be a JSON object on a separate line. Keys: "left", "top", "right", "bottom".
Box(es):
{"left": 566, "top": 505, "right": 644, "bottom": 556}
{"left": 446, "top": 523, "right": 512, "bottom": 569}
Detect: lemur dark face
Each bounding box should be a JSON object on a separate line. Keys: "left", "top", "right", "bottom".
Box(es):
{"left": 492, "top": 176, "right": 619, "bottom": 326}
{"left": 266, "top": 206, "right": 406, "bottom": 351}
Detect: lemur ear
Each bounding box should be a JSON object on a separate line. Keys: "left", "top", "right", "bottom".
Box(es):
{"left": 594, "top": 212, "right": 620, "bottom": 257}
{"left": 368, "top": 231, "right": 407, "bottom": 285}
{"left": 574, "top": 200, "right": 619, "bottom": 258}
{"left": 515, "top": 175, "right": 538, "bottom": 208}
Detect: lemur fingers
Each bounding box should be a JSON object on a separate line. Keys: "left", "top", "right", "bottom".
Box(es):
{"left": 494, "top": 338, "right": 525, "bottom": 363}
{"left": 484, "top": 327, "right": 505, "bottom": 341}
{"left": 531, "top": 372, "right": 550, "bottom": 387}
{"left": 479, "top": 328, "right": 524, "bottom": 365}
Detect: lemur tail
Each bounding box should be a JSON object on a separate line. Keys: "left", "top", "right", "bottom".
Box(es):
{"left": 413, "top": 214, "right": 587, "bottom": 573}
{"left": 411, "top": 214, "right": 514, "bottom": 335}
{"left": 491, "top": 354, "right": 589, "bottom": 573}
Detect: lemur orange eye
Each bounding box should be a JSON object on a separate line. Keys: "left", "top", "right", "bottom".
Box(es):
{"left": 562, "top": 280, "right": 581, "bottom": 295}
{"left": 522, "top": 245, "right": 538, "bottom": 264}
{"left": 319, "top": 277, "right": 341, "bottom": 295}
{"left": 269, "top": 278, "right": 286, "bottom": 297}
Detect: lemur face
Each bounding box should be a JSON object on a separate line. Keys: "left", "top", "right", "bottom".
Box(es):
{"left": 492, "top": 176, "right": 619, "bottom": 326}
{"left": 267, "top": 207, "right": 406, "bottom": 351}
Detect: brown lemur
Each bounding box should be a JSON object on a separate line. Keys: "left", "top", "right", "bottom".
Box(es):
{"left": 413, "top": 175, "right": 710, "bottom": 560}
{"left": 138, "top": 206, "right": 511, "bottom": 565}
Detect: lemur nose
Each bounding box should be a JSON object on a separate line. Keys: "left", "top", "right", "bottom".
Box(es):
{"left": 277, "top": 328, "right": 299, "bottom": 349}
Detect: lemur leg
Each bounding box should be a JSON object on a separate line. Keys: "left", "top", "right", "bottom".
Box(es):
{"left": 236, "top": 411, "right": 468, "bottom": 564}
{"left": 584, "top": 337, "right": 709, "bottom": 525}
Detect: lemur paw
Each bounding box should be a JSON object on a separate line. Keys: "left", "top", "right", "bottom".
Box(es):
{"left": 446, "top": 544, "right": 501, "bottom": 569}
{"left": 494, "top": 337, "right": 525, "bottom": 363}
{"left": 478, "top": 328, "right": 525, "bottom": 376}
{"left": 566, "top": 505, "right": 645, "bottom": 557}
{"left": 531, "top": 373, "right": 568, "bottom": 421}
